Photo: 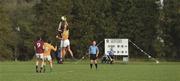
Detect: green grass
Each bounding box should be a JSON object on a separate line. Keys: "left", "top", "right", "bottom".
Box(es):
{"left": 0, "top": 61, "right": 180, "bottom": 81}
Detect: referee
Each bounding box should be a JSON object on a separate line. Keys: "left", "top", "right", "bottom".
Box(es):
{"left": 88, "top": 41, "right": 99, "bottom": 69}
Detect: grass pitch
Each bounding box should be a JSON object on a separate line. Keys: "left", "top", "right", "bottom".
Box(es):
{"left": 0, "top": 61, "right": 180, "bottom": 81}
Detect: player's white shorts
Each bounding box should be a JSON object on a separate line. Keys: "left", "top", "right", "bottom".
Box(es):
{"left": 61, "top": 39, "right": 70, "bottom": 48}
{"left": 36, "top": 53, "right": 44, "bottom": 60}
{"left": 44, "top": 55, "right": 52, "bottom": 61}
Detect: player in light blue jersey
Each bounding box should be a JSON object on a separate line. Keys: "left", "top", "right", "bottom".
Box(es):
{"left": 88, "top": 41, "right": 99, "bottom": 69}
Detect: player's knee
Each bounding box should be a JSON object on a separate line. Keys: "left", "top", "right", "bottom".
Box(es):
{"left": 49, "top": 61, "right": 52, "bottom": 64}
{"left": 94, "top": 60, "right": 97, "bottom": 64}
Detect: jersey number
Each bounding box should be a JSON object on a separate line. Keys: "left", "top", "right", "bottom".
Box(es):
{"left": 37, "top": 43, "right": 41, "bottom": 48}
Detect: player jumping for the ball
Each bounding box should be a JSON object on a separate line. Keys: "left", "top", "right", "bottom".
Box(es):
{"left": 56, "top": 16, "right": 74, "bottom": 63}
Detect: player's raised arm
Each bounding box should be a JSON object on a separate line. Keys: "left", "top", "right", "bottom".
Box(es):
{"left": 58, "top": 22, "right": 62, "bottom": 32}
{"left": 58, "top": 16, "right": 68, "bottom": 32}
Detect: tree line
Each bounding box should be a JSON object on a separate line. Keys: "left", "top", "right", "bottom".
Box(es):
{"left": 0, "top": 0, "right": 179, "bottom": 61}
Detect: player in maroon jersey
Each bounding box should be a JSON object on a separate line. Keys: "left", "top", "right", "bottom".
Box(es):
{"left": 34, "top": 37, "right": 44, "bottom": 73}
